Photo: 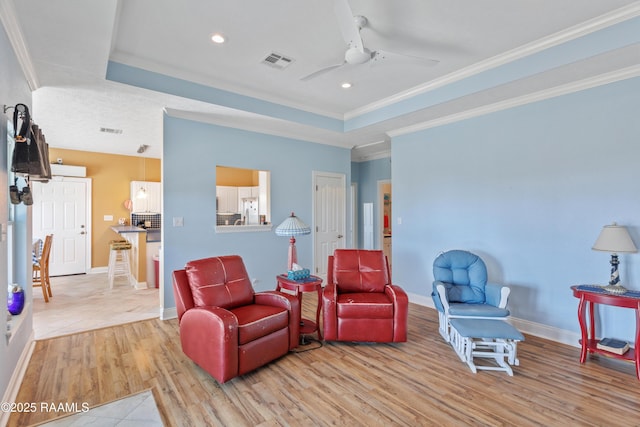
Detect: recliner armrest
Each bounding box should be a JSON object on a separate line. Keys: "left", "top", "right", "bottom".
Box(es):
{"left": 255, "top": 291, "right": 301, "bottom": 350}
{"left": 384, "top": 284, "right": 408, "bottom": 302}
{"left": 385, "top": 284, "right": 409, "bottom": 342}
{"left": 322, "top": 283, "right": 339, "bottom": 341}
{"left": 485, "top": 282, "right": 510, "bottom": 308}
{"left": 255, "top": 291, "right": 299, "bottom": 312}
{"left": 180, "top": 306, "right": 238, "bottom": 342}
{"left": 179, "top": 306, "right": 240, "bottom": 382}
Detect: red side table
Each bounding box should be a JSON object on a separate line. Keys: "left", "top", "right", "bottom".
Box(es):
{"left": 276, "top": 274, "right": 323, "bottom": 342}
{"left": 571, "top": 285, "right": 640, "bottom": 379}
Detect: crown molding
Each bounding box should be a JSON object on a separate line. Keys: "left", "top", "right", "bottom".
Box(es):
{"left": 345, "top": 3, "right": 640, "bottom": 121}
{"left": 163, "top": 107, "right": 351, "bottom": 149}
{"left": 388, "top": 65, "right": 640, "bottom": 138}
{"left": 350, "top": 138, "right": 391, "bottom": 162}
{"left": 110, "top": 51, "right": 344, "bottom": 121}
{"left": 351, "top": 149, "right": 391, "bottom": 163}
{"left": 0, "top": 0, "right": 39, "bottom": 90}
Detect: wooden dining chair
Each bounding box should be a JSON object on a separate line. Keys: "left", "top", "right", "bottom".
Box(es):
{"left": 33, "top": 234, "right": 53, "bottom": 302}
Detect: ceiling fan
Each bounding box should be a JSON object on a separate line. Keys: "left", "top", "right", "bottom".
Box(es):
{"left": 301, "top": 0, "right": 439, "bottom": 81}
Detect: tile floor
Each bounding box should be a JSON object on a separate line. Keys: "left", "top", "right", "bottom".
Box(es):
{"left": 33, "top": 272, "right": 160, "bottom": 340}
{"left": 37, "top": 389, "right": 163, "bottom": 426}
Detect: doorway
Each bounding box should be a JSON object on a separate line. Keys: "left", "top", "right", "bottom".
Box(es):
{"left": 378, "top": 180, "right": 391, "bottom": 267}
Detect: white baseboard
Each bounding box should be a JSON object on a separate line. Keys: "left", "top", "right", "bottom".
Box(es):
{"left": 161, "top": 307, "right": 177, "bottom": 320}
{"left": 134, "top": 281, "right": 148, "bottom": 290}
{"left": 406, "top": 292, "right": 581, "bottom": 349}
{"left": 1, "top": 332, "right": 36, "bottom": 427}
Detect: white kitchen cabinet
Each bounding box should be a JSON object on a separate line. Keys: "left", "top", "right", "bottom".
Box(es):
{"left": 217, "top": 186, "right": 239, "bottom": 213}
{"left": 237, "top": 186, "right": 259, "bottom": 199}
{"left": 131, "top": 181, "right": 162, "bottom": 213}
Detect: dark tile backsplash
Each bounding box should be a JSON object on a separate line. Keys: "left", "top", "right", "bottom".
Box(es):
{"left": 216, "top": 213, "right": 241, "bottom": 226}
{"left": 131, "top": 213, "right": 161, "bottom": 229}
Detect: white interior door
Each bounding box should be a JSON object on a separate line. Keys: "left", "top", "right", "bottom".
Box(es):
{"left": 313, "top": 171, "right": 346, "bottom": 282}
{"left": 33, "top": 177, "right": 91, "bottom": 276}
{"left": 363, "top": 203, "right": 374, "bottom": 249}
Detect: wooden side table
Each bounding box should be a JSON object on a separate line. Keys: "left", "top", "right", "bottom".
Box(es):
{"left": 571, "top": 285, "right": 640, "bottom": 379}
{"left": 276, "top": 274, "right": 323, "bottom": 342}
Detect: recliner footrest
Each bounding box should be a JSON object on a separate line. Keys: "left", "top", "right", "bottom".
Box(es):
{"left": 449, "top": 318, "right": 524, "bottom": 376}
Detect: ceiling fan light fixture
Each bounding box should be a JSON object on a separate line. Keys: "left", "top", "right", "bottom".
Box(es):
{"left": 345, "top": 47, "right": 371, "bottom": 65}
{"left": 211, "top": 33, "right": 225, "bottom": 44}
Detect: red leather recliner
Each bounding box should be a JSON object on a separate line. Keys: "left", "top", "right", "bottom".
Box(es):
{"left": 322, "top": 249, "right": 408, "bottom": 342}
{"left": 172, "top": 255, "right": 300, "bottom": 383}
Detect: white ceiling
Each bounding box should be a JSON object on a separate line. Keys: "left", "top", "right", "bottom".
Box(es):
{"left": 2, "top": 0, "right": 639, "bottom": 160}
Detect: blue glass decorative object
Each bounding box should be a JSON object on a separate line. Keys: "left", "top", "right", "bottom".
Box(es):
{"left": 8, "top": 288, "right": 25, "bottom": 315}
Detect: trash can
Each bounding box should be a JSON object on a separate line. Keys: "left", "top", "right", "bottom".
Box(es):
{"left": 153, "top": 255, "right": 159, "bottom": 288}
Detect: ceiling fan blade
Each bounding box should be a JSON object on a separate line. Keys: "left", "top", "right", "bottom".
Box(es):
{"left": 300, "top": 62, "right": 346, "bottom": 81}
{"left": 372, "top": 50, "right": 439, "bottom": 66}
{"left": 333, "top": 0, "right": 364, "bottom": 52}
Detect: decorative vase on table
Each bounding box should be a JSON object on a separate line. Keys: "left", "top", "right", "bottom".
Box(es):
{"left": 7, "top": 286, "right": 25, "bottom": 315}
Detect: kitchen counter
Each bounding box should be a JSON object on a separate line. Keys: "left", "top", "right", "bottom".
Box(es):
{"left": 111, "top": 225, "right": 146, "bottom": 233}
{"left": 110, "top": 226, "right": 147, "bottom": 288}
{"left": 112, "top": 225, "right": 160, "bottom": 243}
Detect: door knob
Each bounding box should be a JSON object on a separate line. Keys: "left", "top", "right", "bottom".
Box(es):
{"left": 337, "top": 234, "right": 343, "bottom": 239}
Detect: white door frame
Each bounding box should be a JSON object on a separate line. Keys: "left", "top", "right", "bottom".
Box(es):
{"left": 33, "top": 176, "right": 92, "bottom": 275}
{"left": 350, "top": 183, "right": 357, "bottom": 249}
{"left": 377, "top": 179, "right": 391, "bottom": 250}
{"left": 312, "top": 171, "right": 347, "bottom": 278}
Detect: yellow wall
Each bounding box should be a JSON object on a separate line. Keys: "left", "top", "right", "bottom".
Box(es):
{"left": 216, "top": 166, "right": 259, "bottom": 186}
{"left": 49, "top": 148, "right": 161, "bottom": 268}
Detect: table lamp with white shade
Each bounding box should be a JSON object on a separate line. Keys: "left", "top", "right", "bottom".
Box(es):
{"left": 592, "top": 222, "right": 637, "bottom": 294}
{"left": 275, "top": 212, "right": 311, "bottom": 271}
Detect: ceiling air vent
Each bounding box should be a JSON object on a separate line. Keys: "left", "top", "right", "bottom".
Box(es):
{"left": 261, "top": 52, "right": 294, "bottom": 70}
{"left": 99, "top": 127, "right": 123, "bottom": 135}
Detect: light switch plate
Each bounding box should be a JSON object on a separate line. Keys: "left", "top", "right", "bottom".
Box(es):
{"left": 104, "top": 215, "right": 114, "bottom": 221}
{"left": 173, "top": 217, "right": 184, "bottom": 227}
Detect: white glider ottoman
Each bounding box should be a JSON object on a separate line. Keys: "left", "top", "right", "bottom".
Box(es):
{"left": 449, "top": 318, "right": 524, "bottom": 376}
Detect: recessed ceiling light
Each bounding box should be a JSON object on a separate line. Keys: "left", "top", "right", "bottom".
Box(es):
{"left": 341, "top": 82, "right": 352, "bottom": 89}
{"left": 211, "top": 33, "right": 225, "bottom": 44}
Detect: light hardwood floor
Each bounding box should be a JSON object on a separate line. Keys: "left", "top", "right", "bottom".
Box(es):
{"left": 10, "top": 295, "right": 640, "bottom": 427}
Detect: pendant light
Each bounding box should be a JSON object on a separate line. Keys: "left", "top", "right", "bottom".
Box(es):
{"left": 136, "top": 156, "right": 147, "bottom": 199}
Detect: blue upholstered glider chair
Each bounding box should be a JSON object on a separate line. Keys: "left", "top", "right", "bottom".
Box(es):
{"left": 431, "top": 250, "right": 511, "bottom": 342}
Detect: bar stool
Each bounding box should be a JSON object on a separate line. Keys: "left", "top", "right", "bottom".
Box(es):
{"left": 108, "top": 239, "right": 132, "bottom": 288}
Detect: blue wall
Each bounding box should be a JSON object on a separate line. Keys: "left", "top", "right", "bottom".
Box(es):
{"left": 162, "top": 115, "right": 351, "bottom": 309}
{"left": 392, "top": 76, "right": 640, "bottom": 341}
{"left": 352, "top": 157, "right": 391, "bottom": 249}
